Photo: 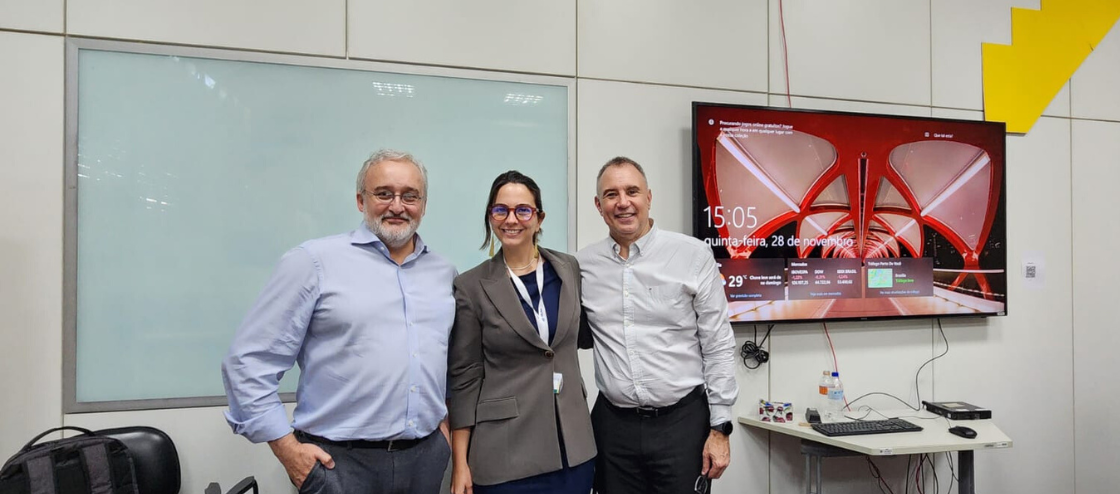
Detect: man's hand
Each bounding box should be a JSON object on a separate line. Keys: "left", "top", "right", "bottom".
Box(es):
{"left": 440, "top": 418, "right": 452, "bottom": 447}
{"left": 268, "top": 433, "right": 334, "bottom": 488}
{"left": 701, "top": 429, "right": 731, "bottom": 479}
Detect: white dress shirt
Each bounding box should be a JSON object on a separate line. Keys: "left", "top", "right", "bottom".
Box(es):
{"left": 577, "top": 223, "right": 739, "bottom": 426}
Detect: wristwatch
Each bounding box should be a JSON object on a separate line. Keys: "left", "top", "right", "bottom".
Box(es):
{"left": 711, "top": 422, "right": 733, "bottom": 436}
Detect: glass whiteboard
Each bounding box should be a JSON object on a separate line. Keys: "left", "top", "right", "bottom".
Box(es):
{"left": 66, "top": 42, "right": 572, "bottom": 410}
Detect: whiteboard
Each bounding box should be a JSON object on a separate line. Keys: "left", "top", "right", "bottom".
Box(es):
{"left": 64, "top": 40, "right": 573, "bottom": 411}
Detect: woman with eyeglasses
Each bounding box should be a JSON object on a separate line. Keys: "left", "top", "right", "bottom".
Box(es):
{"left": 447, "top": 171, "right": 595, "bottom": 494}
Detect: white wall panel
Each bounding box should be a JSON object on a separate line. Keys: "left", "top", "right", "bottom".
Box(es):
{"left": 65, "top": 406, "right": 296, "bottom": 494}
{"left": 0, "top": 0, "right": 63, "bottom": 33}
{"left": 771, "top": 95, "right": 931, "bottom": 118}
{"left": 349, "top": 0, "right": 575, "bottom": 75}
{"left": 0, "top": 32, "right": 63, "bottom": 458}
{"left": 931, "top": 0, "right": 1036, "bottom": 110}
{"left": 932, "top": 107, "right": 982, "bottom": 121}
{"left": 577, "top": 0, "right": 767, "bottom": 91}
{"left": 767, "top": 0, "right": 930, "bottom": 106}
{"left": 1071, "top": 24, "right": 1120, "bottom": 121}
{"left": 1071, "top": 119, "right": 1120, "bottom": 493}
{"left": 933, "top": 116, "right": 1074, "bottom": 494}
{"left": 1041, "top": 81, "right": 1070, "bottom": 118}
{"left": 575, "top": 80, "right": 766, "bottom": 248}
{"left": 66, "top": 0, "right": 345, "bottom": 56}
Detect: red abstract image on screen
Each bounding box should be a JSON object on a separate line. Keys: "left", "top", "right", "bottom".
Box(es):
{"left": 692, "top": 104, "right": 1007, "bottom": 323}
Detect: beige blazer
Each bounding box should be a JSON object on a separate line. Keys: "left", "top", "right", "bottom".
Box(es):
{"left": 447, "top": 247, "right": 596, "bottom": 486}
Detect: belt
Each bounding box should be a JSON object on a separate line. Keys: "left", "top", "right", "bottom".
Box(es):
{"left": 295, "top": 430, "right": 432, "bottom": 452}
{"left": 602, "top": 385, "right": 706, "bottom": 418}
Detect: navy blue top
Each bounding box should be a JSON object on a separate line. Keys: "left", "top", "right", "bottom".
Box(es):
{"left": 513, "top": 259, "right": 561, "bottom": 345}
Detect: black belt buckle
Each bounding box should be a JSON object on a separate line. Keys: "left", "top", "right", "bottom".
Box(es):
{"left": 636, "top": 406, "right": 661, "bottom": 418}
{"left": 386, "top": 439, "right": 401, "bottom": 452}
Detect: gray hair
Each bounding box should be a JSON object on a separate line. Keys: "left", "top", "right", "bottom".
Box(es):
{"left": 356, "top": 149, "right": 429, "bottom": 196}
{"left": 596, "top": 156, "right": 648, "bottom": 194}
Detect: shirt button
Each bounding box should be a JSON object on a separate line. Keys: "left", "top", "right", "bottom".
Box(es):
{"left": 410, "top": 386, "right": 417, "bottom": 393}
{"left": 408, "top": 420, "right": 414, "bottom": 427}
{"left": 544, "top": 350, "right": 555, "bottom": 359}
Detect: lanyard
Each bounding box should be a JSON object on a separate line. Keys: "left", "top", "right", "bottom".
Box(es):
{"left": 508, "top": 261, "right": 549, "bottom": 343}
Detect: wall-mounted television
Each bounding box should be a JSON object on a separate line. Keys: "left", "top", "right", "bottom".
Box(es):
{"left": 692, "top": 103, "right": 1007, "bottom": 324}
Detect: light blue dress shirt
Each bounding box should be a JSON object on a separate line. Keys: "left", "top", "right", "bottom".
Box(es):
{"left": 222, "top": 226, "right": 456, "bottom": 443}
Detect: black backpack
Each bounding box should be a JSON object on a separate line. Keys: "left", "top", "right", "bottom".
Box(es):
{"left": 0, "top": 426, "right": 139, "bottom": 494}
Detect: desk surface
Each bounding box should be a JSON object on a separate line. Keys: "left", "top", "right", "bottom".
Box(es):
{"left": 739, "top": 410, "right": 1013, "bottom": 456}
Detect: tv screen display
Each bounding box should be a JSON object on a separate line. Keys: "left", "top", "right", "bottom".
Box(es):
{"left": 692, "top": 103, "right": 1007, "bottom": 324}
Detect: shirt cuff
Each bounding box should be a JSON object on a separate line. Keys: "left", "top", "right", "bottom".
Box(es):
{"left": 225, "top": 404, "right": 292, "bottom": 443}
{"left": 709, "top": 404, "right": 733, "bottom": 427}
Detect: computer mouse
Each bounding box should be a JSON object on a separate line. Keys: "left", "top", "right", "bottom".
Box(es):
{"left": 948, "top": 426, "right": 977, "bottom": 439}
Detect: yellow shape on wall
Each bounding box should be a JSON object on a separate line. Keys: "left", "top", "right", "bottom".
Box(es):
{"left": 982, "top": 0, "right": 1120, "bottom": 134}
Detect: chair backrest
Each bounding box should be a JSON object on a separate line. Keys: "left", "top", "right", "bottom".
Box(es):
{"left": 97, "top": 426, "right": 181, "bottom": 494}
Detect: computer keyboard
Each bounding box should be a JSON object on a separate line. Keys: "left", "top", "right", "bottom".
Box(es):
{"left": 811, "top": 418, "right": 923, "bottom": 437}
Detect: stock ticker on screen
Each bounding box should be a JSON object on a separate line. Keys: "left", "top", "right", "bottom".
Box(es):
{"left": 692, "top": 103, "right": 1008, "bottom": 324}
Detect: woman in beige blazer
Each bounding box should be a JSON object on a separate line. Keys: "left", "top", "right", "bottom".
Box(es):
{"left": 447, "top": 171, "right": 595, "bottom": 494}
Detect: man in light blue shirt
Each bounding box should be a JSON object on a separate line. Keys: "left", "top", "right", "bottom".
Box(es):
{"left": 222, "top": 149, "right": 456, "bottom": 494}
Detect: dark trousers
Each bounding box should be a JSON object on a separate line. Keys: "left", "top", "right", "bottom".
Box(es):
{"left": 591, "top": 389, "right": 710, "bottom": 494}
{"left": 297, "top": 431, "right": 450, "bottom": 494}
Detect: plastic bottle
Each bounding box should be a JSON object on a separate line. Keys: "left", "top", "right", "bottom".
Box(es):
{"left": 817, "top": 370, "right": 832, "bottom": 413}
{"left": 825, "top": 371, "right": 845, "bottom": 422}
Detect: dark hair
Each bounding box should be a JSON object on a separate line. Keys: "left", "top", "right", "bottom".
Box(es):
{"left": 596, "top": 156, "right": 648, "bottom": 195}
{"left": 481, "top": 170, "right": 544, "bottom": 251}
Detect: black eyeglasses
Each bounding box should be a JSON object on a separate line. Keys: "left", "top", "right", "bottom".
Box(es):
{"left": 490, "top": 204, "right": 540, "bottom": 221}
{"left": 365, "top": 190, "right": 422, "bottom": 205}
{"left": 694, "top": 475, "right": 709, "bottom": 494}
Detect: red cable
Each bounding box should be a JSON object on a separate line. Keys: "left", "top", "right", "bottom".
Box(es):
{"left": 778, "top": 0, "right": 793, "bottom": 107}
{"left": 822, "top": 322, "right": 850, "bottom": 409}
{"left": 823, "top": 322, "right": 839, "bottom": 372}
{"left": 916, "top": 455, "right": 925, "bottom": 494}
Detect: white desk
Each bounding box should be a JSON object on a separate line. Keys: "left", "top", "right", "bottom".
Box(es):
{"left": 739, "top": 411, "right": 1012, "bottom": 494}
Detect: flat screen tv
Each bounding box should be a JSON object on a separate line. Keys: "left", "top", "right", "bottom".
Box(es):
{"left": 692, "top": 103, "right": 1007, "bottom": 324}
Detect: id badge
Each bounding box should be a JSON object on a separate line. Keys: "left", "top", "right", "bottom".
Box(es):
{"left": 553, "top": 372, "right": 563, "bottom": 394}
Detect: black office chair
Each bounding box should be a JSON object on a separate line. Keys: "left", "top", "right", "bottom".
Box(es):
{"left": 98, "top": 426, "right": 181, "bottom": 494}
{"left": 203, "top": 477, "right": 258, "bottom": 494}
{"left": 96, "top": 426, "right": 256, "bottom": 494}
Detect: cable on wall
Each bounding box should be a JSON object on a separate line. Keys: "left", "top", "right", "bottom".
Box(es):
{"left": 914, "top": 319, "right": 950, "bottom": 408}
{"left": 740, "top": 324, "right": 773, "bottom": 369}
{"left": 778, "top": 0, "right": 793, "bottom": 107}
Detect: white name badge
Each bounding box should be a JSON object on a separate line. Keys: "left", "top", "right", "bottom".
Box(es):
{"left": 553, "top": 372, "right": 563, "bottom": 394}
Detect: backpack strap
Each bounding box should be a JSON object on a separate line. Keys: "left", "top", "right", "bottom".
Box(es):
{"left": 19, "top": 427, "right": 95, "bottom": 453}
{"left": 25, "top": 457, "right": 57, "bottom": 494}
{"left": 81, "top": 444, "right": 114, "bottom": 494}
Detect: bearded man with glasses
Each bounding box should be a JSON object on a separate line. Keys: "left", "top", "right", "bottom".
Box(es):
{"left": 222, "top": 149, "right": 456, "bottom": 494}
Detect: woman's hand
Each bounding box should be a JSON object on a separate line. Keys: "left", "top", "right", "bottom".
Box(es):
{"left": 450, "top": 461, "right": 473, "bottom": 494}
{"left": 450, "top": 427, "right": 474, "bottom": 494}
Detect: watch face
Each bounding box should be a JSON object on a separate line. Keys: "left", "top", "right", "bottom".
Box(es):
{"left": 713, "top": 422, "right": 732, "bottom": 435}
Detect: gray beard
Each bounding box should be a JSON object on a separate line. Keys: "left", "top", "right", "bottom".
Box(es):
{"left": 367, "top": 216, "right": 418, "bottom": 248}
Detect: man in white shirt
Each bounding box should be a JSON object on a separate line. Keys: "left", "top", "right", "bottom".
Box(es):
{"left": 577, "top": 156, "right": 739, "bottom": 494}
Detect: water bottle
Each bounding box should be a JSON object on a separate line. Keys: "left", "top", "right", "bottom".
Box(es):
{"left": 825, "top": 371, "right": 845, "bottom": 422}
{"left": 817, "top": 370, "right": 832, "bottom": 413}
